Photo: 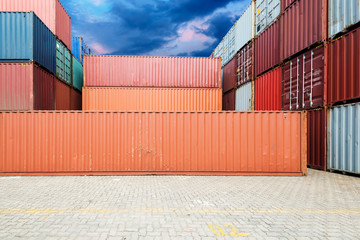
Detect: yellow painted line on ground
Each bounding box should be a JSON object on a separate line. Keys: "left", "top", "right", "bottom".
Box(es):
{"left": 0, "top": 208, "right": 360, "bottom": 215}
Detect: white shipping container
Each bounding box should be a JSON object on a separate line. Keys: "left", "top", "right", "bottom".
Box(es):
{"left": 328, "top": 0, "right": 360, "bottom": 38}
{"left": 235, "top": 81, "right": 254, "bottom": 111}
{"left": 255, "top": 0, "right": 281, "bottom": 36}
{"left": 223, "top": 25, "right": 236, "bottom": 66}
{"left": 235, "top": 1, "right": 255, "bottom": 54}
{"left": 214, "top": 39, "right": 224, "bottom": 65}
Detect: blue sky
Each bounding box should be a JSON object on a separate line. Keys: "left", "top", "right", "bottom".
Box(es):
{"left": 61, "top": 0, "right": 251, "bottom": 56}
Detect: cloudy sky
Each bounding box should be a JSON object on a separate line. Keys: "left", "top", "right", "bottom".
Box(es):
{"left": 61, "top": 0, "right": 251, "bottom": 56}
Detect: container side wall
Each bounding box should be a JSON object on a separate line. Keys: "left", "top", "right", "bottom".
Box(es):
{"left": 72, "top": 56, "right": 83, "bottom": 91}
{"left": 223, "top": 25, "right": 236, "bottom": 66}
{"left": 281, "top": 0, "right": 296, "bottom": 12}
{"left": 307, "top": 109, "right": 326, "bottom": 170}
{"left": 55, "top": 0, "right": 71, "bottom": 49}
{"left": 33, "top": 65, "right": 55, "bottom": 110}
{"left": 236, "top": 41, "right": 253, "bottom": 87}
{"left": 255, "top": 0, "right": 281, "bottom": 36}
{"left": 235, "top": 81, "right": 253, "bottom": 111}
{"left": 55, "top": 78, "right": 71, "bottom": 110}
{"left": 223, "top": 89, "right": 236, "bottom": 111}
{"left": 222, "top": 56, "right": 237, "bottom": 93}
{"left": 235, "top": 3, "right": 254, "bottom": 53}
{"left": 255, "top": 68, "right": 281, "bottom": 111}
{"left": 70, "top": 88, "right": 82, "bottom": 110}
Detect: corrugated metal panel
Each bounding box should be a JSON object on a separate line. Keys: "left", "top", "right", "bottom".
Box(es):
{"left": 83, "top": 88, "right": 222, "bottom": 111}
{"left": 222, "top": 56, "right": 237, "bottom": 93}
{"left": 282, "top": 46, "right": 325, "bottom": 110}
{"left": 84, "top": 56, "right": 221, "bottom": 88}
{"left": 235, "top": 81, "right": 253, "bottom": 111}
{"left": 281, "top": 0, "right": 296, "bottom": 12}
{"left": 0, "top": 12, "right": 56, "bottom": 74}
{"left": 223, "top": 89, "right": 235, "bottom": 111}
{"left": 307, "top": 109, "right": 326, "bottom": 170}
{"left": 255, "top": 20, "right": 280, "bottom": 77}
{"left": 280, "top": 0, "right": 324, "bottom": 61}
{"left": 0, "top": 111, "right": 307, "bottom": 176}
{"left": 235, "top": 2, "right": 255, "bottom": 53}
{"left": 0, "top": 63, "right": 55, "bottom": 110}
{"left": 72, "top": 56, "right": 83, "bottom": 92}
{"left": 56, "top": 39, "right": 72, "bottom": 84}
{"left": 328, "top": 0, "right": 360, "bottom": 38}
{"left": 223, "top": 24, "right": 236, "bottom": 66}
{"left": 0, "top": 0, "right": 71, "bottom": 49}
{"left": 214, "top": 39, "right": 224, "bottom": 62}
{"left": 255, "top": 68, "right": 281, "bottom": 111}
{"left": 236, "top": 41, "right": 253, "bottom": 87}
{"left": 328, "top": 103, "right": 360, "bottom": 174}
{"left": 71, "top": 37, "right": 92, "bottom": 65}
{"left": 255, "top": 0, "right": 281, "bottom": 36}
{"left": 70, "top": 88, "right": 82, "bottom": 110}
{"left": 55, "top": 78, "right": 71, "bottom": 110}
{"left": 327, "top": 28, "right": 360, "bottom": 105}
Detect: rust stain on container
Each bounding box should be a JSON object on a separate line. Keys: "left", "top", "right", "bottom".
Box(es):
{"left": 236, "top": 40, "right": 254, "bottom": 87}
{"left": 255, "top": 68, "right": 282, "bottom": 111}
{"left": 255, "top": 20, "right": 281, "bottom": 77}
{"left": 0, "top": 111, "right": 307, "bottom": 176}
{"left": 280, "top": 0, "right": 324, "bottom": 61}
{"left": 327, "top": 27, "right": 360, "bottom": 105}
{"left": 84, "top": 56, "right": 221, "bottom": 88}
{"left": 83, "top": 88, "right": 222, "bottom": 111}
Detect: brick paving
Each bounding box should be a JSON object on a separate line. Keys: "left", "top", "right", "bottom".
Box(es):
{"left": 0, "top": 169, "right": 359, "bottom": 239}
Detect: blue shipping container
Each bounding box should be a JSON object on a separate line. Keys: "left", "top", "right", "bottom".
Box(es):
{"left": 0, "top": 12, "right": 56, "bottom": 74}
{"left": 71, "top": 37, "right": 92, "bottom": 65}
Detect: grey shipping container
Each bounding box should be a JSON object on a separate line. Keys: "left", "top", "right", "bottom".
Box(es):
{"left": 235, "top": 81, "right": 254, "bottom": 111}
{"left": 328, "top": 103, "right": 360, "bottom": 175}
{"left": 0, "top": 12, "right": 56, "bottom": 74}
{"left": 255, "top": 0, "right": 281, "bottom": 36}
{"left": 56, "top": 39, "right": 71, "bottom": 84}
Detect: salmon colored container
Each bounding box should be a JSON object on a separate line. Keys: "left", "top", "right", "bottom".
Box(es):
{"left": 70, "top": 88, "right": 82, "bottom": 110}
{"left": 83, "top": 88, "right": 222, "bottom": 111}
{"left": 255, "top": 20, "right": 280, "bottom": 77}
{"left": 280, "top": 0, "right": 324, "bottom": 61}
{"left": 236, "top": 41, "right": 253, "bottom": 87}
{"left": 0, "top": 0, "right": 71, "bottom": 49}
{"left": 328, "top": 27, "right": 360, "bottom": 106}
{"left": 0, "top": 63, "right": 55, "bottom": 110}
{"left": 223, "top": 89, "right": 236, "bottom": 111}
{"left": 222, "top": 56, "right": 237, "bottom": 93}
{"left": 282, "top": 46, "right": 325, "bottom": 110}
{"left": 281, "top": 0, "right": 296, "bottom": 12}
{"left": 55, "top": 78, "right": 71, "bottom": 110}
{"left": 255, "top": 68, "right": 282, "bottom": 111}
{"left": 84, "top": 56, "right": 221, "bottom": 88}
{"left": 307, "top": 108, "right": 326, "bottom": 171}
{"left": 0, "top": 111, "right": 307, "bottom": 176}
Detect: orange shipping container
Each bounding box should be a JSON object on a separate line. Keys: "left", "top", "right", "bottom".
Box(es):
{"left": 82, "top": 88, "right": 222, "bottom": 111}
{"left": 0, "top": 111, "right": 307, "bottom": 176}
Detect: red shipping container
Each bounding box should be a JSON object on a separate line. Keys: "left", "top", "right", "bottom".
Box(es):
{"left": 328, "top": 28, "right": 360, "bottom": 105}
{"left": 84, "top": 56, "right": 221, "bottom": 88}
{"left": 280, "top": 0, "right": 323, "bottom": 61}
{"left": 0, "top": 63, "right": 55, "bottom": 110}
{"left": 255, "top": 20, "right": 280, "bottom": 77}
{"left": 70, "top": 88, "right": 82, "bottom": 110}
{"left": 281, "top": 0, "right": 296, "bottom": 12}
{"left": 282, "top": 46, "right": 325, "bottom": 110}
{"left": 55, "top": 78, "right": 71, "bottom": 110}
{"left": 236, "top": 41, "right": 253, "bottom": 87}
{"left": 223, "top": 89, "right": 235, "bottom": 111}
{"left": 307, "top": 108, "right": 326, "bottom": 171}
{"left": 255, "top": 68, "right": 282, "bottom": 111}
{"left": 222, "top": 56, "right": 237, "bottom": 93}
{"left": 0, "top": 0, "right": 71, "bottom": 49}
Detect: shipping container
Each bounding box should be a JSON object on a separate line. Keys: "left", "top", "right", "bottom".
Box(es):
{"left": 83, "top": 88, "right": 222, "bottom": 111}
{"left": 280, "top": 0, "right": 324, "bottom": 61}
{"left": 70, "top": 88, "right": 82, "bottom": 110}
{"left": 214, "top": 39, "right": 224, "bottom": 63}
{"left": 0, "top": 12, "right": 56, "bottom": 74}
{"left": 84, "top": 56, "right": 221, "bottom": 88}
{"left": 0, "top": 111, "right": 307, "bottom": 176}
{"left": 255, "top": 20, "right": 280, "bottom": 77}
{"left": 0, "top": 63, "right": 55, "bottom": 110}
{"left": 235, "top": 2, "right": 255, "bottom": 53}
{"left": 222, "top": 57, "right": 237, "bottom": 93}
{"left": 236, "top": 41, "right": 253, "bottom": 87}
{"left": 71, "top": 37, "right": 92, "bottom": 65}
{"left": 327, "top": 28, "right": 360, "bottom": 106}
{"left": 55, "top": 78, "right": 71, "bottom": 110}
{"left": 235, "top": 81, "right": 254, "bottom": 111}
{"left": 281, "top": 0, "right": 296, "bottom": 12}
{"left": 255, "top": 68, "right": 281, "bottom": 111}
{"left": 223, "top": 89, "right": 235, "bottom": 111}
{"left": 72, "top": 56, "right": 83, "bottom": 92}
{"left": 328, "top": 103, "right": 360, "bottom": 175}
{"left": 328, "top": 0, "right": 360, "bottom": 38}
{"left": 282, "top": 46, "right": 325, "bottom": 110}
{"left": 223, "top": 24, "right": 236, "bottom": 66}
{"left": 307, "top": 108, "right": 326, "bottom": 170}
{"left": 0, "top": 0, "right": 71, "bottom": 49}
{"left": 56, "top": 39, "right": 72, "bottom": 84}
{"left": 255, "top": 0, "right": 281, "bottom": 36}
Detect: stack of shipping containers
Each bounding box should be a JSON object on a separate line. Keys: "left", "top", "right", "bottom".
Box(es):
{"left": 0, "top": 0, "right": 85, "bottom": 110}
{"left": 82, "top": 56, "right": 222, "bottom": 111}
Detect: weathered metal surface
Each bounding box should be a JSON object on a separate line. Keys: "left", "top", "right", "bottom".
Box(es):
{"left": 236, "top": 41, "right": 253, "bottom": 87}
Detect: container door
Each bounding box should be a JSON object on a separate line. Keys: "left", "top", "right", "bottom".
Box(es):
{"left": 282, "top": 58, "right": 300, "bottom": 110}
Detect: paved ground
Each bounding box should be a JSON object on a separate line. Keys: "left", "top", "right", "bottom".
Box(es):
{"left": 0, "top": 169, "right": 359, "bottom": 240}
